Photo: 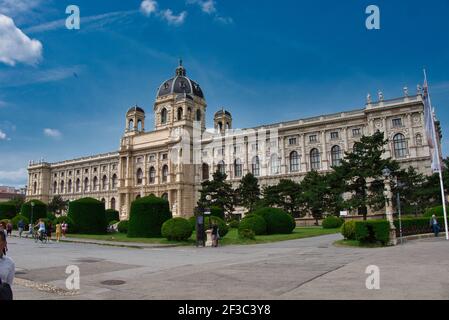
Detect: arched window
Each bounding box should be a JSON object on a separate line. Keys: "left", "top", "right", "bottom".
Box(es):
{"left": 217, "top": 161, "right": 226, "bottom": 175}
{"left": 53, "top": 181, "right": 57, "bottom": 194}
{"left": 331, "top": 145, "right": 342, "bottom": 167}
{"left": 310, "top": 149, "right": 320, "bottom": 170}
{"left": 137, "top": 120, "right": 142, "bottom": 131}
{"left": 289, "top": 151, "right": 299, "bottom": 172}
{"left": 177, "top": 107, "right": 183, "bottom": 120}
{"left": 102, "top": 175, "right": 107, "bottom": 190}
{"left": 111, "top": 197, "right": 116, "bottom": 210}
{"left": 162, "top": 165, "right": 169, "bottom": 183}
{"left": 252, "top": 156, "right": 260, "bottom": 177}
{"left": 33, "top": 181, "right": 37, "bottom": 194}
{"left": 93, "top": 176, "right": 98, "bottom": 191}
{"left": 161, "top": 108, "right": 167, "bottom": 124}
{"left": 196, "top": 109, "right": 201, "bottom": 122}
{"left": 416, "top": 133, "right": 423, "bottom": 146}
{"left": 76, "top": 179, "right": 81, "bottom": 192}
{"left": 202, "top": 163, "right": 209, "bottom": 181}
{"left": 393, "top": 133, "right": 407, "bottom": 158}
{"left": 149, "top": 167, "right": 156, "bottom": 184}
{"left": 112, "top": 174, "right": 117, "bottom": 189}
{"left": 234, "top": 159, "right": 242, "bottom": 178}
{"left": 218, "top": 122, "right": 223, "bottom": 131}
{"left": 128, "top": 119, "right": 134, "bottom": 130}
{"left": 136, "top": 168, "right": 143, "bottom": 185}
{"left": 270, "top": 154, "right": 280, "bottom": 175}
{"left": 84, "top": 177, "right": 89, "bottom": 192}
{"left": 60, "top": 180, "right": 64, "bottom": 193}
{"left": 68, "top": 180, "right": 72, "bottom": 193}
{"left": 101, "top": 198, "right": 105, "bottom": 203}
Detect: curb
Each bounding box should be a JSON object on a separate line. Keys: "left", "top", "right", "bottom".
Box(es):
{"left": 398, "top": 232, "right": 447, "bottom": 243}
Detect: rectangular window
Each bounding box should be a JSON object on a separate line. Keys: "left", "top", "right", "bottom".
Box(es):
{"left": 69, "top": 171, "right": 72, "bottom": 176}
{"left": 309, "top": 135, "right": 317, "bottom": 143}
{"left": 112, "top": 164, "right": 117, "bottom": 170}
{"left": 84, "top": 169, "right": 88, "bottom": 174}
{"left": 76, "top": 170, "right": 80, "bottom": 175}
{"left": 330, "top": 132, "right": 339, "bottom": 140}
{"left": 162, "top": 154, "right": 168, "bottom": 160}
{"left": 352, "top": 128, "right": 361, "bottom": 137}
{"left": 392, "top": 118, "right": 402, "bottom": 127}
{"left": 289, "top": 137, "right": 297, "bottom": 145}
{"left": 102, "top": 166, "right": 107, "bottom": 172}
{"left": 93, "top": 167, "right": 97, "bottom": 172}
{"left": 149, "top": 154, "right": 155, "bottom": 162}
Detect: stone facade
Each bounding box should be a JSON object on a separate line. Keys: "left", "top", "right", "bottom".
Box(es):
{"left": 26, "top": 63, "right": 441, "bottom": 219}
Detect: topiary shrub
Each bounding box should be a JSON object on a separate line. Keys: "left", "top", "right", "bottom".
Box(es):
{"left": 424, "top": 206, "right": 444, "bottom": 218}
{"left": 118, "top": 220, "right": 129, "bottom": 233}
{"left": 12, "top": 215, "right": 29, "bottom": 230}
{"left": 238, "top": 214, "right": 266, "bottom": 235}
{"left": 322, "top": 215, "right": 345, "bottom": 229}
{"left": 128, "top": 195, "right": 172, "bottom": 238}
{"left": 355, "top": 220, "right": 390, "bottom": 245}
{"left": 228, "top": 219, "right": 240, "bottom": 229}
{"left": 253, "top": 207, "right": 296, "bottom": 235}
{"left": 188, "top": 216, "right": 197, "bottom": 232}
{"left": 238, "top": 229, "right": 255, "bottom": 240}
{"left": 67, "top": 197, "right": 107, "bottom": 234}
{"left": 204, "top": 216, "right": 229, "bottom": 238}
{"left": 161, "top": 218, "right": 193, "bottom": 241}
{"left": 20, "top": 200, "right": 47, "bottom": 224}
{"left": 341, "top": 220, "right": 356, "bottom": 240}
{"left": 0, "top": 202, "right": 17, "bottom": 220}
{"left": 105, "top": 209, "right": 120, "bottom": 223}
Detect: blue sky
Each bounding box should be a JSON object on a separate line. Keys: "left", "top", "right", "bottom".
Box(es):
{"left": 1, "top": 0, "right": 449, "bottom": 187}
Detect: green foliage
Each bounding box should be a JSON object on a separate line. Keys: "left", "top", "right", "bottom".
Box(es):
{"left": 322, "top": 216, "right": 344, "bottom": 229}
{"left": 341, "top": 220, "right": 356, "bottom": 240}
{"left": 238, "top": 229, "right": 255, "bottom": 240}
{"left": 394, "top": 217, "right": 446, "bottom": 236}
{"left": 161, "top": 218, "right": 193, "bottom": 241}
{"left": 236, "top": 173, "right": 261, "bottom": 212}
{"left": 210, "top": 206, "right": 225, "bottom": 220}
{"left": 300, "top": 171, "right": 328, "bottom": 223}
{"left": 188, "top": 216, "right": 197, "bottom": 231}
{"left": 228, "top": 219, "right": 240, "bottom": 229}
{"left": 393, "top": 167, "right": 426, "bottom": 215}
{"left": 424, "top": 206, "right": 444, "bottom": 217}
{"left": 21, "top": 200, "right": 47, "bottom": 223}
{"left": 48, "top": 195, "right": 67, "bottom": 215}
{"left": 67, "top": 197, "right": 107, "bottom": 234}
{"left": 253, "top": 207, "right": 295, "bottom": 235}
{"left": 0, "top": 202, "right": 17, "bottom": 220}
{"left": 12, "top": 215, "right": 29, "bottom": 230}
{"left": 109, "top": 220, "right": 119, "bottom": 226}
{"left": 355, "top": 220, "right": 390, "bottom": 245}
{"left": 204, "top": 216, "right": 229, "bottom": 238}
{"left": 46, "top": 212, "right": 56, "bottom": 222}
{"left": 6, "top": 197, "right": 24, "bottom": 215}
{"left": 238, "top": 214, "right": 267, "bottom": 235}
{"left": 118, "top": 220, "right": 129, "bottom": 233}
{"left": 105, "top": 209, "right": 120, "bottom": 223}
{"left": 128, "top": 195, "right": 172, "bottom": 238}
{"left": 262, "top": 180, "right": 302, "bottom": 216}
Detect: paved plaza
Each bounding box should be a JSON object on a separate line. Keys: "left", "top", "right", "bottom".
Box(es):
{"left": 7, "top": 234, "right": 449, "bottom": 300}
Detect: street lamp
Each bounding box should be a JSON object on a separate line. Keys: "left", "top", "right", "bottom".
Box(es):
{"left": 382, "top": 167, "right": 397, "bottom": 246}
{"left": 30, "top": 201, "right": 35, "bottom": 228}
{"left": 205, "top": 195, "right": 212, "bottom": 229}
{"left": 395, "top": 180, "right": 405, "bottom": 245}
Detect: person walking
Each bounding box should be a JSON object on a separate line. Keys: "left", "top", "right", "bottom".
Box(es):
{"left": 61, "top": 222, "right": 67, "bottom": 238}
{"left": 0, "top": 231, "right": 15, "bottom": 300}
{"left": 6, "top": 222, "right": 12, "bottom": 237}
{"left": 430, "top": 214, "right": 440, "bottom": 237}
{"left": 18, "top": 220, "right": 25, "bottom": 238}
{"left": 47, "top": 223, "right": 53, "bottom": 242}
{"left": 26, "top": 224, "right": 33, "bottom": 238}
{"left": 211, "top": 223, "right": 219, "bottom": 247}
{"left": 55, "top": 223, "right": 62, "bottom": 243}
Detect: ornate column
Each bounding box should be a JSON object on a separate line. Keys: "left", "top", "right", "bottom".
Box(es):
{"left": 321, "top": 131, "right": 328, "bottom": 171}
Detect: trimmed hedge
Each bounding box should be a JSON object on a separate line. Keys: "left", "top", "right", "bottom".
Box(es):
{"left": 12, "top": 215, "right": 29, "bottom": 230}
{"left": 161, "top": 218, "right": 193, "bottom": 241}
{"left": 238, "top": 214, "right": 266, "bottom": 235}
{"left": 105, "top": 209, "right": 120, "bottom": 223}
{"left": 204, "top": 216, "right": 229, "bottom": 238}
{"left": 128, "top": 195, "right": 172, "bottom": 238}
{"left": 394, "top": 217, "right": 446, "bottom": 237}
{"left": 21, "top": 200, "right": 47, "bottom": 223}
{"left": 253, "top": 207, "right": 295, "bottom": 235}
{"left": 322, "top": 216, "right": 344, "bottom": 229}
{"left": 341, "top": 220, "right": 356, "bottom": 240}
{"left": 424, "top": 206, "right": 444, "bottom": 218}
{"left": 67, "top": 197, "right": 107, "bottom": 234}
{"left": 239, "top": 229, "right": 255, "bottom": 240}
{"left": 118, "top": 220, "right": 129, "bottom": 233}
{"left": 188, "top": 216, "right": 197, "bottom": 232}
{"left": 355, "top": 220, "right": 390, "bottom": 245}
{"left": 0, "top": 202, "right": 17, "bottom": 220}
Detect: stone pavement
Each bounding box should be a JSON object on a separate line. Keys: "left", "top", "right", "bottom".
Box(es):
{"left": 6, "top": 234, "right": 449, "bottom": 300}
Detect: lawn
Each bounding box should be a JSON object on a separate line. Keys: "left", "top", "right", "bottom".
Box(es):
{"left": 67, "top": 227, "right": 341, "bottom": 246}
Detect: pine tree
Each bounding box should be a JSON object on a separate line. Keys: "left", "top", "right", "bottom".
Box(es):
{"left": 236, "top": 173, "right": 260, "bottom": 213}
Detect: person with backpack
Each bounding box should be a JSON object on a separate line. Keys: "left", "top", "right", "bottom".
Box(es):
{"left": 0, "top": 231, "right": 14, "bottom": 300}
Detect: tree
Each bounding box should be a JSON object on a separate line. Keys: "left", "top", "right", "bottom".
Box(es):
{"left": 262, "top": 179, "right": 302, "bottom": 216}
{"left": 393, "top": 166, "right": 426, "bottom": 216}
{"left": 336, "top": 131, "right": 399, "bottom": 220}
{"left": 197, "top": 170, "right": 235, "bottom": 219}
{"left": 48, "top": 195, "right": 68, "bottom": 215}
{"left": 300, "top": 171, "right": 328, "bottom": 225}
{"left": 323, "top": 170, "right": 346, "bottom": 216}
{"left": 236, "top": 173, "right": 260, "bottom": 213}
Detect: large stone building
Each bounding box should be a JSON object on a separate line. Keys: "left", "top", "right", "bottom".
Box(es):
{"left": 26, "top": 62, "right": 441, "bottom": 219}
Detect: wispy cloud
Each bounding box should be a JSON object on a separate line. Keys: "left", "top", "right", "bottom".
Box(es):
{"left": 0, "top": 129, "right": 7, "bottom": 140}
{"left": 0, "top": 167, "right": 28, "bottom": 186}
{"left": 187, "top": 0, "right": 232, "bottom": 24}
{"left": 140, "top": 0, "right": 187, "bottom": 26}
{"left": 160, "top": 9, "right": 187, "bottom": 26}
{"left": 43, "top": 128, "right": 62, "bottom": 139}
{"left": 140, "top": 0, "right": 158, "bottom": 16}
{"left": 0, "top": 14, "right": 43, "bottom": 66}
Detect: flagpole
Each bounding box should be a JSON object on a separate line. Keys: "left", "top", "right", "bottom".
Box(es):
{"left": 424, "top": 69, "right": 449, "bottom": 240}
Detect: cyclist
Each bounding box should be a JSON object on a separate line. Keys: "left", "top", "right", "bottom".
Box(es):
{"left": 34, "top": 219, "right": 46, "bottom": 242}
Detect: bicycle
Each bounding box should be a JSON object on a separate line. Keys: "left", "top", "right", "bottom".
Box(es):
{"left": 33, "top": 229, "right": 47, "bottom": 244}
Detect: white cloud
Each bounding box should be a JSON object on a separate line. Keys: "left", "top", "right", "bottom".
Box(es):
{"left": 0, "top": 129, "right": 7, "bottom": 140}
{"left": 160, "top": 9, "right": 187, "bottom": 26}
{"left": 140, "top": 0, "right": 158, "bottom": 16}
{"left": 0, "top": 0, "right": 43, "bottom": 17}
{"left": 43, "top": 128, "right": 62, "bottom": 139}
{"left": 0, "top": 14, "right": 43, "bottom": 66}
{"left": 187, "top": 0, "right": 216, "bottom": 14}
{"left": 214, "top": 15, "right": 233, "bottom": 24}
{"left": 0, "top": 167, "right": 27, "bottom": 185}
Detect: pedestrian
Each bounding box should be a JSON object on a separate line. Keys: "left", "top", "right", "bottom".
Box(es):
{"left": 0, "top": 231, "right": 15, "bottom": 300}
{"left": 47, "top": 222, "right": 53, "bottom": 242}
{"left": 212, "top": 223, "right": 219, "bottom": 247}
{"left": 18, "top": 220, "right": 25, "bottom": 238}
{"left": 6, "top": 222, "right": 12, "bottom": 237}
{"left": 26, "top": 224, "right": 33, "bottom": 238}
{"left": 61, "top": 222, "right": 67, "bottom": 237}
{"left": 430, "top": 214, "right": 440, "bottom": 237}
{"left": 55, "top": 222, "right": 62, "bottom": 242}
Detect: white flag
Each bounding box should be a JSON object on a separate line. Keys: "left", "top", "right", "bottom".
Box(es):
{"left": 422, "top": 77, "right": 440, "bottom": 173}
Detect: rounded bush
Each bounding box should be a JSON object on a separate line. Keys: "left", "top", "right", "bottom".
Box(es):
{"left": 188, "top": 216, "right": 197, "bottom": 231}
{"left": 204, "top": 216, "right": 229, "bottom": 238}
{"left": 0, "top": 202, "right": 17, "bottom": 220}
{"left": 238, "top": 215, "right": 266, "bottom": 235}
{"left": 322, "top": 216, "right": 345, "bottom": 229}
{"left": 341, "top": 220, "right": 356, "bottom": 240}
{"left": 46, "top": 212, "right": 56, "bottom": 222}
{"left": 238, "top": 229, "right": 255, "bottom": 240}
{"left": 21, "top": 200, "right": 47, "bottom": 224}
{"left": 253, "top": 207, "right": 296, "bottom": 235}
{"left": 161, "top": 218, "right": 193, "bottom": 241}
{"left": 118, "top": 220, "right": 129, "bottom": 233}
{"left": 128, "top": 195, "right": 172, "bottom": 238}
{"left": 424, "top": 206, "right": 444, "bottom": 217}
{"left": 67, "top": 197, "right": 107, "bottom": 234}
{"left": 228, "top": 220, "right": 240, "bottom": 229}
{"left": 105, "top": 209, "right": 120, "bottom": 223}
{"left": 12, "top": 215, "right": 29, "bottom": 230}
